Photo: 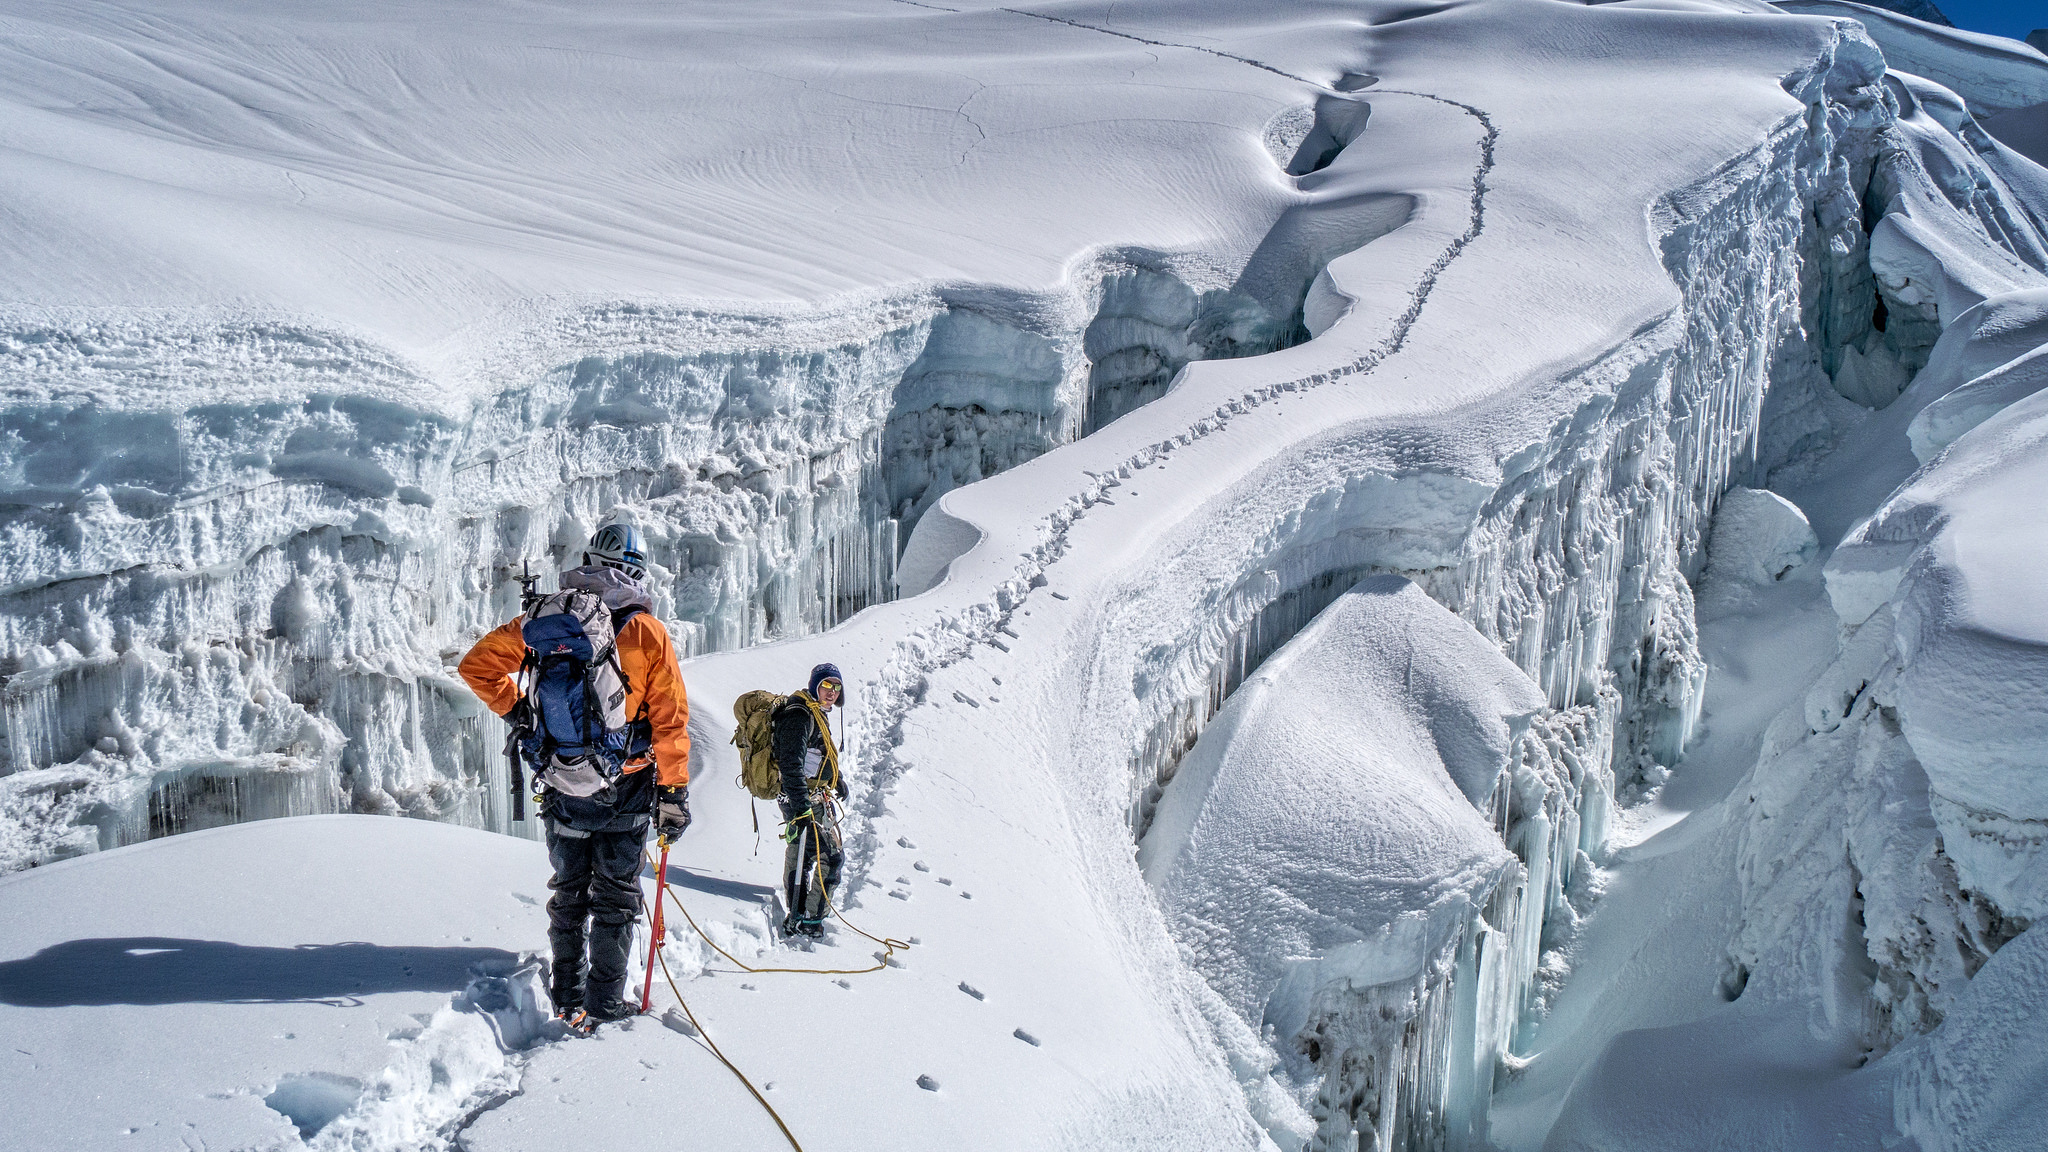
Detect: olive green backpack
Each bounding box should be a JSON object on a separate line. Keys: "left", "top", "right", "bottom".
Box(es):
{"left": 731, "top": 690, "right": 788, "bottom": 800}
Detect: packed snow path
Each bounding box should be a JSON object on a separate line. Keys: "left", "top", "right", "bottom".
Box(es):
{"left": 5, "top": 0, "right": 2048, "bottom": 1150}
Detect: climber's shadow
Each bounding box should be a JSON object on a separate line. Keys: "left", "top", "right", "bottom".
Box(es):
{"left": 0, "top": 937, "right": 517, "bottom": 1007}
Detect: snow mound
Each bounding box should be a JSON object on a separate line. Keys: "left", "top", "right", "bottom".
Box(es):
{"left": 1142, "top": 575, "right": 1527, "bottom": 1024}
{"left": 1705, "top": 487, "right": 1819, "bottom": 587}
{"left": 1905, "top": 287, "right": 2048, "bottom": 459}
{"left": 1143, "top": 575, "right": 1606, "bottom": 1150}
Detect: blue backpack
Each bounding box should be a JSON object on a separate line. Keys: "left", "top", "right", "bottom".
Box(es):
{"left": 519, "top": 590, "right": 648, "bottom": 797}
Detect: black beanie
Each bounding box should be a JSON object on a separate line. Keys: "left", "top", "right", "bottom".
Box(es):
{"left": 808, "top": 663, "right": 843, "bottom": 704}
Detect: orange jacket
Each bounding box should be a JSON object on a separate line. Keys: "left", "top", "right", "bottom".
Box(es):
{"left": 459, "top": 613, "right": 691, "bottom": 787}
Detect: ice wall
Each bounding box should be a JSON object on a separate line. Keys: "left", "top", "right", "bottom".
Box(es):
{"left": 0, "top": 263, "right": 1333, "bottom": 869}
{"left": 1082, "top": 269, "right": 1298, "bottom": 435}
{"left": 1727, "top": 381, "right": 2048, "bottom": 1069}
{"left": 1141, "top": 577, "right": 1607, "bottom": 1152}
{"left": 0, "top": 309, "right": 928, "bottom": 860}
{"left": 1106, "top": 21, "right": 2048, "bottom": 1145}
{"left": 1705, "top": 31, "right": 2048, "bottom": 1098}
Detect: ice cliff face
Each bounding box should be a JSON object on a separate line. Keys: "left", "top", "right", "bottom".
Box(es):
{"left": 1728, "top": 338, "right": 2048, "bottom": 1062}
{"left": 6, "top": 0, "right": 2048, "bottom": 1147}
{"left": 0, "top": 265, "right": 1331, "bottom": 867}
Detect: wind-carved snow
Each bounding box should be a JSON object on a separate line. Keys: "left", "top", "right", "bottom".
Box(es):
{"left": 1141, "top": 577, "right": 1607, "bottom": 1151}
{"left": 10, "top": 0, "right": 2048, "bottom": 1148}
{"left": 0, "top": 253, "right": 1354, "bottom": 866}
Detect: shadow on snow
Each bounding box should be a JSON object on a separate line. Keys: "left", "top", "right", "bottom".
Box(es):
{"left": 0, "top": 937, "right": 518, "bottom": 1007}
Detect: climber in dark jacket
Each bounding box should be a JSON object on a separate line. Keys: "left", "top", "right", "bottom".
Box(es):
{"left": 774, "top": 662, "right": 846, "bottom": 938}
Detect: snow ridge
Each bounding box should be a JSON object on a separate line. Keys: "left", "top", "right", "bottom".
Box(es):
{"left": 838, "top": 81, "right": 1499, "bottom": 895}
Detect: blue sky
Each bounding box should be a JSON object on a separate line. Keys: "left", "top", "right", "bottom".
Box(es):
{"left": 1934, "top": 0, "right": 2043, "bottom": 42}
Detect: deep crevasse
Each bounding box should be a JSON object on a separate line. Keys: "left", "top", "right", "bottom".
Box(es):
{"left": 1132, "top": 26, "right": 2048, "bottom": 1150}
{"left": 0, "top": 258, "right": 1307, "bottom": 868}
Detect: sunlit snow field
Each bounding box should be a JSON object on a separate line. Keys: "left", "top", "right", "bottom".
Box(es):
{"left": 3, "top": 0, "right": 2048, "bottom": 1149}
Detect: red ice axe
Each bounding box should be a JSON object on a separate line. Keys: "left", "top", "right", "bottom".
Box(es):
{"left": 640, "top": 835, "right": 671, "bottom": 1013}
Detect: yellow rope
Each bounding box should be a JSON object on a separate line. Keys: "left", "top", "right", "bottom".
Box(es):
{"left": 812, "top": 804, "right": 915, "bottom": 956}
{"left": 648, "top": 922, "right": 806, "bottom": 1152}
{"left": 632, "top": 807, "right": 915, "bottom": 1151}
{"left": 642, "top": 813, "right": 911, "bottom": 977}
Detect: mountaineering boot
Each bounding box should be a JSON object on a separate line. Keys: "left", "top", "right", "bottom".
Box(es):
{"left": 795, "top": 917, "right": 825, "bottom": 938}
{"left": 582, "top": 996, "right": 640, "bottom": 1024}
{"left": 557, "top": 993, "right": 637, "bottom": 1034}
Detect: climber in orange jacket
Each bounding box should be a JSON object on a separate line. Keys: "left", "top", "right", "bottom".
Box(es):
{"left": 458, "top": 521, "right": 690, "bottom": 1028}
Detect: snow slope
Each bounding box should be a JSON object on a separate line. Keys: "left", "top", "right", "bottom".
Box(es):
{"left": 6, "top": 0, "right": 2048, "bottom": 1149}
{"left": 0, "top": 817, "right": 556, "bottom": 1151}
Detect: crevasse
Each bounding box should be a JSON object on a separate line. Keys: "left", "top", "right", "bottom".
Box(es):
{"left": 1133, "top": 30, "right": 1976, "bottom": 1151}
{"left": 0, "top": 260, "right": 1302, "bottom": 868}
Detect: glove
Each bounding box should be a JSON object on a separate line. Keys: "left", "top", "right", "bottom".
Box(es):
{"left": 834, "top": 775, "right": 849, "bottom": 802}
{"left": 655, "top": 785, "right": 691, "bottom": 838}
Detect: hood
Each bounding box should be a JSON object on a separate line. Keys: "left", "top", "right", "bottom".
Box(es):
{"left": 559, "top": 564, "right": 655, "bottom": 614}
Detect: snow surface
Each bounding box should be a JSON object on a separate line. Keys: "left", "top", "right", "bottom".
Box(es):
{"left": 1139, "top": 575, "right": 1590, "bottom": 1150}
{"left": 0, "top": 817, "right": 555, "bottom": 1151}
{"left": 5, "top": 0, "right": 2048, "bottom": 1149}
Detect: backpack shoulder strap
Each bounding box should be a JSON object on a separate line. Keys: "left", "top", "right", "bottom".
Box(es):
{"left": 603, "top": 605, "right": 647, "bottom": 704}
{"left": 800, "top": 694, "right": 840, "bottom": 787}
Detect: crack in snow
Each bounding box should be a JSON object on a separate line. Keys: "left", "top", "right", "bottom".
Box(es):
{"left": 998, "top": 8, "right": 1318, "bottom": 87}
{"left": 842, "top": 87, "right": 1498, "bottom": 886}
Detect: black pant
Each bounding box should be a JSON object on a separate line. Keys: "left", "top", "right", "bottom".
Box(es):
{"left": 781, "top": 805, "right": 844, "bottom": 923}
{"left": 545, "top": 820, "right": 646, "bottom": 1012}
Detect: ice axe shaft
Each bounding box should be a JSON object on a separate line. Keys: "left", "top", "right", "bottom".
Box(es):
{"left": 640, "top": 837, "right": 671, "bottom": 1013}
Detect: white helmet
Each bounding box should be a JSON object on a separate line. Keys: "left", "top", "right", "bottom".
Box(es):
{"left": 584, "top": 522, "right": 648, "bottom": 582}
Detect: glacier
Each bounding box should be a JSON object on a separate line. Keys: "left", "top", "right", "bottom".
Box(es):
{"left": 3, "top": 0, "right": 2048, "bottom": 1149}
